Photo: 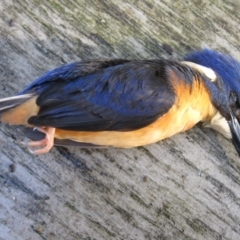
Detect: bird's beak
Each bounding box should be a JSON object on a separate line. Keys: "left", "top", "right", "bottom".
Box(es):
{"left": 228, "top": 112, "right": 240, "bottom": 156}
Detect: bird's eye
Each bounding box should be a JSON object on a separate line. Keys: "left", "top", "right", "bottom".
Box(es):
{"left": 229, "top": 91, "right": 240, "bottom": 121}
{"left": 229, "top": 91, "right": 238, "bottom": 107}
{"left": 230, "top": 91, "right": 237, "bottom": 102}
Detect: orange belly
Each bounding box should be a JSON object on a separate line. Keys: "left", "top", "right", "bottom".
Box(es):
{"left": 54, "top": 105, "right": 202, "bottom": 147}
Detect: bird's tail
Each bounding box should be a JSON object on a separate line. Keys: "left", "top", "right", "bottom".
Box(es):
{"left": 0, "top": 94, "right": 33, "bottom": 115}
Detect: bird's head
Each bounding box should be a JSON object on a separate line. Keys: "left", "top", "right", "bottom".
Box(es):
{"left": 184, "top": 49, "right": 240, "bottom": 156}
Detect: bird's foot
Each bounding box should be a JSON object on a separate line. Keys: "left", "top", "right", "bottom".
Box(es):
{"left": 28, "top": 127, "right": 55, "bottom": 154}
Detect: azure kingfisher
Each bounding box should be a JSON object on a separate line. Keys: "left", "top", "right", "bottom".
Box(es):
{"left": 0, "top": 55, "right": 240, "bottom": 155}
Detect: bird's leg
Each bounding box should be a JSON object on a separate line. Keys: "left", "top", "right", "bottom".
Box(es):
{"left": 28, "top": 127, "right": 55, "bottom": 154}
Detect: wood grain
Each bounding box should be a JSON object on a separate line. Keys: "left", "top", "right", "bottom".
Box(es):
{"left": 0, "top": 0, "right": 240, "bottom": 239}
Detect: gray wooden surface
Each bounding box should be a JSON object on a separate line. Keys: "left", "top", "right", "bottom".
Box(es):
{"left": 0, "top": 0, "right": 240, "bottom": 239}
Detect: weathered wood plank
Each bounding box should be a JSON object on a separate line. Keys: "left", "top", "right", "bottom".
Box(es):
{"left": 0, "top": 0, "right": 240, "bottom": 239}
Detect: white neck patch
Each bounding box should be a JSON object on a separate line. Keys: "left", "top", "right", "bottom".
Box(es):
{"left": 181, "top": 61, "right": 217, "bottom": 82}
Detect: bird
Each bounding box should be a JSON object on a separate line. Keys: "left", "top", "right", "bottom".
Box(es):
{"left": 0, "top": 56, "right": 240, "bottom": 155}
{"left": 184, "top": 48, "right": 240, "bottom": 155}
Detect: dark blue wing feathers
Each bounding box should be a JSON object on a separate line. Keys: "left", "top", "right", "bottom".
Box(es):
{"left": 25, "top": 59, "right": 176, "bottom": 131}
{"left": 20, "top": 59, "right": 130, "bottom": 95}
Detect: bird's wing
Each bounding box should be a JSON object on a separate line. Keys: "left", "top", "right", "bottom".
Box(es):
{"left": 26, "top": 59, "right": 177, "bottom": 131}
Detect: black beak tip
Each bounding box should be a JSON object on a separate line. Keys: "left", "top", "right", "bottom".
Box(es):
{"left": 228, "top": 113, "right": 240, "bottom": 157}
{"left": 232, "top": 139, "right": 240, "bottom": 157}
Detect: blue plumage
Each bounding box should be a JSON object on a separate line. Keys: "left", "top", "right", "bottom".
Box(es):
{"left": 184, "top": 49, "right": 240, "bottom": 98}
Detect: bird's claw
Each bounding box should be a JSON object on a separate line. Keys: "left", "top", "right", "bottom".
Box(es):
{"left": 27, "top": 127, "right": 55, "bottom": 154}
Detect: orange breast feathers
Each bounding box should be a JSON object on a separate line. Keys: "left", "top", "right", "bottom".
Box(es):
{"left": 54, "top": 70, "right": 217, "bottom": 148}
